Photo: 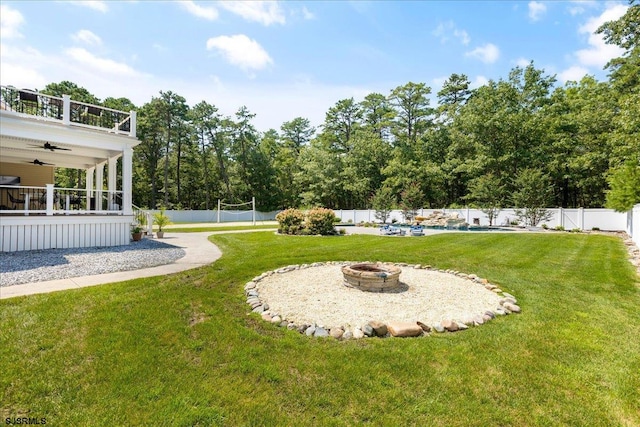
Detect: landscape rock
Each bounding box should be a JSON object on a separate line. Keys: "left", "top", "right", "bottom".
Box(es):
{"left": 352, "top": 328, "right": 365, "bottom": 339}
{"left": 387, "top": 321, "right": 423, "bottom": 337}
{"left": 314, "top": 327, "right": 329, "bottom": 338}
{"left": 369, "top": 320, "right": 388, "bottom": 337}
{"left": 417, "top": 321, "right": 431, "bottom": 332}
{"left": 330, "top": 328, "right": 344, "bottom": 339}
{"left": 362, "top": 324, "right": 375, "bottom": 337}
{"left": 442, "top": 319, "right": 459, "bottom": 332}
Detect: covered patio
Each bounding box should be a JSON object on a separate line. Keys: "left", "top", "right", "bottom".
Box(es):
{"left": 0, "top": 85, "right": 140, "bottom": 252}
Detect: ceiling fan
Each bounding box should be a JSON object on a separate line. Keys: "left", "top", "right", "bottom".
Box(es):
{"left": 29, "top": 142, "right": 71, "bottom": 151}
{"left": 26, "top": 159, "right": 55, "bottom": 166}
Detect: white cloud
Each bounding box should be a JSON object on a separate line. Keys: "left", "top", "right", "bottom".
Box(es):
{"left": 64, "top": 48, "right": 143, "bottom": 77}
{"left": 219, "top": 1, "right": 285, "bottom": 26}
{"left": 206, "top": 34, "right": 273, "bottom": 72}
{"left": 515, "top": 57, "right": 531, "bottom": 67}
{"left": 432, "top": 21, "right": 470, "bottom": 45}
{"left": 301, "top": 6, "right": 315, "bottom": 20}
{"left": 528, "top": 1, "right": 547, "bottom": 21}
{"left": 558, "top": 66, "right": 589, "bottom": 83}
{"left": 179, "top": 1, "right": 219, "bottom": 21}
{"left": 70, "top": 1, "right": 109, "bottom": 13}
{"left": 0, "top": 4, "right": 24, "bottom": 39}
{"left": 71, "top": 29, "right": 102, "bottom": 46}
{"left": 575, "top": 3, "right": 627, "bottom": 67}
{"left": 567, "top": 0, "right": 598, "bottom": 16}
{"left": 471, "top": 75, "right": 489, "bottom": 88}
{"left": 465, "top": 43, "right": 500, "bottom": 64}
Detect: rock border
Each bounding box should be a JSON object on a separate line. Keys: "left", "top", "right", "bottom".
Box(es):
{"left": 244, "top": 261, "right": 521, "bottom": 339}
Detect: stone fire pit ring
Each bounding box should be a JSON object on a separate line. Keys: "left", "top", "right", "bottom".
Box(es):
{"left": 342, "top": 262, "right": 402, "bottom": 292}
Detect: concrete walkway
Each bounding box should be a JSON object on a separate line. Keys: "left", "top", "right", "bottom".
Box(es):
{"left": 0, "top": 232, "right": 222, "bottom": 300}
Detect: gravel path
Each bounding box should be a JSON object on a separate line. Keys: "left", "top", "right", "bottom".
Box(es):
{"left": 256, "top": 264, "right": 503, "bottom": 328}
{"left": 0, "top": 239, "right": 186, "bottom": 287}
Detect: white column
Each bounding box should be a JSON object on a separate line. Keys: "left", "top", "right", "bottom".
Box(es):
{"left": 129, "top": 111, "right": 137, "bottom": 138}
{"left": 122, "top": 147, "right": 133, "bottom": 215}
{"left": 86, "top": 167, "right": 95, "bottom": 210}
{"left": 95, "top": 162, "right": 105, "bottom": 211}
{"left": 46, "top": 184, "right": 54, "bottom": 216}
{"left": 62, "top": 95, "right": 71, "bottom": 125}
{"left": 108, "top": 156, "right": 118, "bottom": 210}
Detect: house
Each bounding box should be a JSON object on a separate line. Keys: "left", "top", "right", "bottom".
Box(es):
{"left": 0, "top": 85, "right": 141, "bottom": 252}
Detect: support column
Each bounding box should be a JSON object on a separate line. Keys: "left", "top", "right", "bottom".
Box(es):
{"left": 86, "top": 166, "right": 95, "bottom": 210}
{"left": 95, "top": 162, "right": 105, "bottom": 211}
{"left": 108, "top": 156, "right": 118, "bottom": 210}
{"left": 46, "top": 184, "right": 54, "bottom": 216}
{"left": 122, "top": 147, "right": 133, "bottom": 215}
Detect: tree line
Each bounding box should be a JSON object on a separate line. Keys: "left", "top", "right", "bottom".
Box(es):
{"left": 47, "top": 4, "right": 638, "bottom": 212}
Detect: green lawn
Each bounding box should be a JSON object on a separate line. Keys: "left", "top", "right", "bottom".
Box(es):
{"left": 1, "top": 232, "right": 639, "bottom": 426}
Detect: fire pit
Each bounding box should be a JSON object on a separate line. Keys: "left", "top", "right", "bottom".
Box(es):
{"left": 342, "top": 262, "right": 402, "bottom": 292}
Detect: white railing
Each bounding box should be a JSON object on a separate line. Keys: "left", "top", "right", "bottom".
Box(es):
{"left": 0, "top": 85, "right": 136, "bottom": 137}
{"left": 0, "top": 184, "right": 124, "bottom": 216}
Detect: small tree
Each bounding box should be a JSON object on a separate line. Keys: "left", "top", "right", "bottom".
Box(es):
{"left": 371, "top": 185, "right": 396, "bottom": 223}
{"left": 512, "top": 169, "right": 553, "bottom": 226}
{"left": 606, "top": 162, "right": 640, "bottom": 212}
{"left": 400, "top": 183, "right": 423, "bottom": 223}
{"left": 465, "top": 173, "right": 506, "bottom": 226}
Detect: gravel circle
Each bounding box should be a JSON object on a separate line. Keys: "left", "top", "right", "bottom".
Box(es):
{"left": 0, "top": 239, "right": 186, "bottom": 287}
{"left": 256, "top": 264, "right": 503, "bottom": 328}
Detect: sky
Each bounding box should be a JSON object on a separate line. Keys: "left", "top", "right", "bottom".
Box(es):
{"left": 0, "top": 1, "right": 629, "bottom": 132}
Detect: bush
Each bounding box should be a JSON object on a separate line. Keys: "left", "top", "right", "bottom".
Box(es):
{"left": 306, "top": 208, "right": 338, "bottom": 235}
{"left": 276, "top": 208, "right": 338, "bottom": 236}
{"left": 555, "top": 225, "right": 565, "bottom": 231}
{"left": 592, "top": 227, "right": 600, "bottom": 231}
{"left": 541, "top": 223, "right": 549, "bottom": 229}
{"left": 275, "top": 208, "right": 305, "bottom": 235}
{"left": 571, "top": 228, "right": 582, "bottom": 233}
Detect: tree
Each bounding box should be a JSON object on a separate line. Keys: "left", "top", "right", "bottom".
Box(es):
{"left": 465, "top": 173, "right": 506, "bottom": 226}
{"left": 321, "top": 98, "right": 362, "bottom": 152}
{"left": 400, "top": 183, "right": 424, "bottom": 223}
{"left": 280, "top": 117, "right": 315, "bottom": 154}
{"left": 606, "top": 162, "right": 640, "bottom": 212}
{"left": 512, "top": 169, "right": 554, "bottom": 226}
{"left": 371, "top": 185, "right": 396, "bottom": 223}
{"left": 360, "top": 92, "right": 395, "bottom": 141}
{"left": 388, "top": 82, "right": 433, "bottom": 147}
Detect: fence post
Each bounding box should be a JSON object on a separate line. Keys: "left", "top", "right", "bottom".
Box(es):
{"left": 560, "top": 207, "right": 564, "bottom": 229}
{"left": 579, "top": 207, "right": 584, "bottom": 230}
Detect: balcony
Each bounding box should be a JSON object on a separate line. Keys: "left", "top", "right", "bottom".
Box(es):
{"left": 0, "top": 85, "right": 136, "bottom": 137}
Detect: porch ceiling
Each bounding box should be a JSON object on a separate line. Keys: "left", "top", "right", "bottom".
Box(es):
{"left": 0, "top": 135, "right": 120, "bottom": 169}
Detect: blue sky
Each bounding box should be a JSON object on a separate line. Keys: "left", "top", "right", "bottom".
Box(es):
{"left": 0, "top": 1, "right": 628, "bottom": 132}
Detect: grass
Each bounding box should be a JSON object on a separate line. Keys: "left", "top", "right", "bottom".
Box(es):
{"left": 1, "top": 232, "right": 639, "bottom": 426}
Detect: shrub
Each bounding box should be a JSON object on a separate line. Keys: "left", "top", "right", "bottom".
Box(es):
{"left": 592, "top": 227, "right": 600, "bottom": 231}
{"left": 306, "top": 208, "right": 337, "bottom": 235}
{"left": 555, "top": 225, "right": 565, "bottom": 231}
{"left": 276, "top": 208, "right": 305, "bottom": 235}
{"left": 541, "top": 223, "right": 549, "bottom": 229}
{"left": 571, "top": 228, "right": 582, "bottom": 233}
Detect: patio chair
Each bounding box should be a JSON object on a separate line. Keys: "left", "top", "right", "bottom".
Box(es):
{"left": 8, "top": 192, "right": 25, "bottom": 209}
{"left": 410, "top": 225, "right": 425, "bottom": 236}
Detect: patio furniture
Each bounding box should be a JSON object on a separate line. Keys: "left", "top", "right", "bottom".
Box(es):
{"left": 8, "top": 192, "right": 25, "bottom": 209}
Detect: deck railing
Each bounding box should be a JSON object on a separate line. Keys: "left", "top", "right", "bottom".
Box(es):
{"left": 0, "top": 185, "right": 124, "bottom": 216}
{"left": 0, "top": 85, "right": 136, "bottom": 137}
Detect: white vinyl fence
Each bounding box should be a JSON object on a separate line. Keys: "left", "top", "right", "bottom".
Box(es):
{"left": 334, "top": 207, "right": 628, "bottom": 231}
{"left": 153, "top": 205, "right": 640, "bottom": 245}
{"left": 151, "top": 210, "right": 279, "bottom": 223}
